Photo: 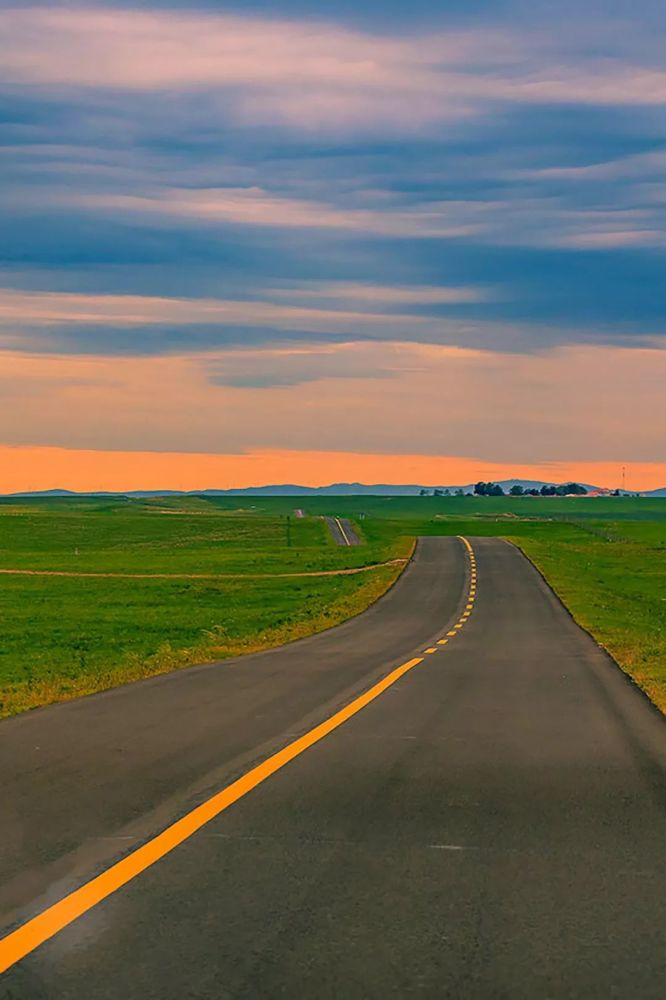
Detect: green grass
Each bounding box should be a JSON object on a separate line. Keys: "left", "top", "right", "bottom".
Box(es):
{"left": 1, "top": 493, "right": 664, "bottom": 716}
{"left": 0, "top": 499, "right": 410, "bottom": 716}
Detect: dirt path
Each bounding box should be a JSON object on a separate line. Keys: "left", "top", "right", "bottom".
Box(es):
{"left": 0, "top": 559, "right": 407, "bottom": 581}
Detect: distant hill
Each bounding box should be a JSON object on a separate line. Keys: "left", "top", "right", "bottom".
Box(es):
{"left": 5, "top": 480, "right": 664, "bottom": 498}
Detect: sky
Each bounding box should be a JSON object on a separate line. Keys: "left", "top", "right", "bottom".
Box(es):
{"left": 1, "top": 0, "right": 665, "bottom": 491}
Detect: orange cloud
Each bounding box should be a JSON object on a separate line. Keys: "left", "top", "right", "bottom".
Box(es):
{"left": 1, "top": 342, "right": 665, "bottom": 467}
{"left": 0, "top": 445, "right": 663, "bottom": 494}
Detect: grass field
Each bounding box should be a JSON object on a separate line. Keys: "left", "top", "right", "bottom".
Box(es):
{"left": 0, "top": 493, "right": 664, "bottom": 716}
{"left": 0, "top": 498, "right": 410, "bottom": 716}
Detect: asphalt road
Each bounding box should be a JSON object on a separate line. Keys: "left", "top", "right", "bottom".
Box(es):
{"left": 1, "top": 537, "right": 665, "bottom": 998}
{"left": 324, "top": 515, "right": 360, "bottom": 545}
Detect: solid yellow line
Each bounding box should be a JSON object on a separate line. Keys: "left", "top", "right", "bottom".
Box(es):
{"left": 0, "top": 654, "right": 425, "bottom": 974}
{"left": 334, "top": 516, "right": 351, "bottom": 546}
{"left": 2, "top": 535, "right": 477, "bottom": 972}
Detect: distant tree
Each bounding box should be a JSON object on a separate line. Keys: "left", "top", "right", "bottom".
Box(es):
{"left": 434, "top": 489, "right": 444, "bottom": 497}
{"left": 540, "top": 485, "right": 556, "bottom": 496}
{"left": 475, "top": 481, "right": 504, "bottom": 496}
{"left": 455, "top": 489, "right": 464, "bottom": 496}
{"left": 509, "top": 485, "right": 524, "bottom": 496}
{"left": 419, "top": 488, "right": 429, "bottom": 496}
{"left": 443, "top": 488, "right": 451, "bottom": 496}
{"left": 611, "top": 488, "right": 621, "bottom": 496}
{"left": 558, "top": 482, "right": 587, "bottom": 495}
{"left": 525, "top": 488, "right": 540, "bottom": 496}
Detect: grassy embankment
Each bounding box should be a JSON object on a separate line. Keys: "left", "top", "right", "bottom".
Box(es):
{"left": 0, "top": 497, "right": 410, "bottom": 717}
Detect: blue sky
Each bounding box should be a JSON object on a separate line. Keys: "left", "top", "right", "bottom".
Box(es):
{"left": 1, "top": 1, "right": 664, "bottom": 485}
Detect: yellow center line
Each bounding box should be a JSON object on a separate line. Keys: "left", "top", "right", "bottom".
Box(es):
{"left": 0, "top": 534, "right": 479, "bottom": 975}
{"left": 0, "top": 650, "right": 427, "bottom": 974}
{"left": 334, "top": 516, "right": 351, "bottom": 547}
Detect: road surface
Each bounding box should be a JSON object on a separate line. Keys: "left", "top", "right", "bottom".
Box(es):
{"left": 1, "top": 537, "right": 664, "bottom": 998}
{"left": 324, "top": 515, "right": 360, "bottom": 546}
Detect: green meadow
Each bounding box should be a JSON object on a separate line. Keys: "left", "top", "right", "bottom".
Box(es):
{"left": 0, "top": 494, "right": 664, "bottom": 716}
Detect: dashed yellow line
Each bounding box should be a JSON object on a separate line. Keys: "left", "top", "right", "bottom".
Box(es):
{"left": 0, "top": 535, "right": 479, "bottom": 975}
{"left": 435, "top": 536, "right": 477, "bottom": 648}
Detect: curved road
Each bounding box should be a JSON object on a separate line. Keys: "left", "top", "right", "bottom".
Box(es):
{"left": 1, "top": 537, "right": 665, "bottom": 998}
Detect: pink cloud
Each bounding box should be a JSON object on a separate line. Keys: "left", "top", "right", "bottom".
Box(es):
{"left": 0, "top": 286, "right": 481, "bottom": 338}
{"left": 68, "top": 188, "right": 482, "bottom": 238}
{"left": 2, "top": 7, "right": 665, "bottom": 136}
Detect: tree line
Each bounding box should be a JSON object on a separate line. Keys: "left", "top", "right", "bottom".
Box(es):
{"left": 474, "top": 482, "right": 588, "bottom": 496}
{"left": 418, "top": 482, "right": 589, "bottom": 497}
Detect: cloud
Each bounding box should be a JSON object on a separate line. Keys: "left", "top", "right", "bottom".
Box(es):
{"left": 516, "top": 149, "right": 666, "bottom": 183}
{"left": 2, "top": 6, "right": 666, "bottom": 136}
{"left": 1, "top": 340, "right": 665, "bottom": 463}
{"left": 1, "top": 2, "right": 665, "bottom": 475}
{"left": 2, "top": 283, "right": 663, "bottom": 359}
{"left": 0, "top": 286, "right": 440, "bottom": 334}
{"left": 271, "top": 283, "right": 488, "bottom": 305}
{"left": 49, "top": 185, "right": 664, "bottom": 252}
{"left": 67, "top": 187, "right": 482, "bottom": 238}
{"left": 206, "top": 343, "right": 400, "bottom": 388}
